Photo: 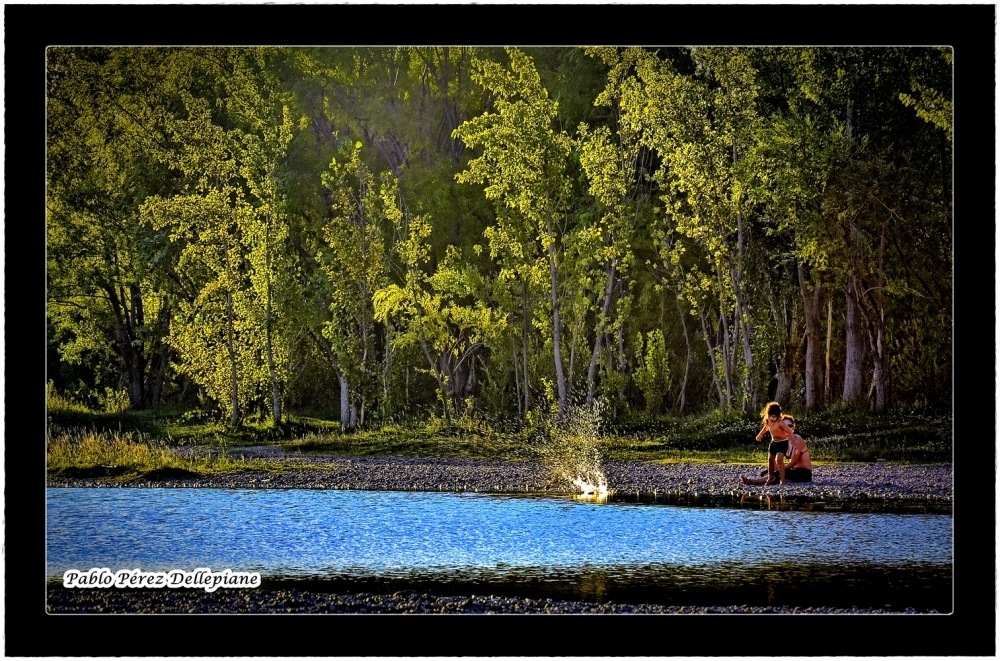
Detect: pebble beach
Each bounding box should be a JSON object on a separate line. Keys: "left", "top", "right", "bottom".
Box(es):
{"left": 45, "top": 586, "right": 940, "bottom": 614}
{"left": 48, "top": 447, "right": 953, "bottom": 505}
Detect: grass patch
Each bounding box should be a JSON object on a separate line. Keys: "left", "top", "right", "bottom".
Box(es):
{"left": 46, "top": 403, "right": 952, "bottom": 466}
{"left": 46, "top": 428, "right": 331, "bottom": 480}
{"left": 46, "top": 405, "right": 346, "bottom": 449}
{"left": 281, "top": 422, "right": 536, "bottom": 462}
{"left": 597, "top": 408, "right": 951, "bottom": 464}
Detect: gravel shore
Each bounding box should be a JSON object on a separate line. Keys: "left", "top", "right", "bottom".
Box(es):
{"left": 47, "top": 448, "right": 952, "bottom": 506}
{"left": 45, "top": 587, "right": 939, "bottom": 614}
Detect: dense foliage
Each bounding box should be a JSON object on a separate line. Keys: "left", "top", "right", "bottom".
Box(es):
{"left": 47, "top": 46, "right": 952, "bottom": 428}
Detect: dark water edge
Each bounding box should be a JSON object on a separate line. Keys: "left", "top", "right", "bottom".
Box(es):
{"left": 256, "top": 562, "right": 952, "bottom": 611}
{"left": 48, "top": 562, "right": 951, "bottom": 612}
{"left": 565, "top": 492, "right": 952, "bottom": 514}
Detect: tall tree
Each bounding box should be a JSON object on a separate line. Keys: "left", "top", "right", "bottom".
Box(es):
{"left": 320, "top": 144, "right": 391, "bottom": 429}
{"left": 455, "top": 48, "right": 575, "bottom": 416}
{"left": 47, "top": 47, "right": 187, "bottom": 410}
{"left": 618, "top": 47, "right": 763, "bottom": 411}
{"left": 227, "top": 49, "right": 296, "bottom": 425}
{"left": 579, "top": 47, "right": 650, "bottom": 407}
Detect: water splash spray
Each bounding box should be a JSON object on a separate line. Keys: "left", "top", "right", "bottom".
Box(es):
{"left": 531, "top": 399, "right": 609, "bottom": 499}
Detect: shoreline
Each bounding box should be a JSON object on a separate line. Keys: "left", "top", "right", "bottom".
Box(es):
{"left": 47, "top": 451, "right": 953, "bottom": 508}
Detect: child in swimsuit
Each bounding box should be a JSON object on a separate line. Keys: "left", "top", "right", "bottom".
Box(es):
{"left": 754, "top": 401, "right": 791, "bottom": 485}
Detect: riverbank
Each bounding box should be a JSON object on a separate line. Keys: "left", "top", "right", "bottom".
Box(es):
{"left": 45, "top": 586, "right": 939, "bottom": 614}
{"left": 47, "top": 448, "right": 952, "bottom": 507}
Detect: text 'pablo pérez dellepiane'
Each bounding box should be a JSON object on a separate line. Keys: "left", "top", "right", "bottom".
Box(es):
{"left": 63, "top": 568, "right": 261, "bottom": 592}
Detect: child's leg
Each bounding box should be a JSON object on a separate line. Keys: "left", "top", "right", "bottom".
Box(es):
{"left": 774, "top": 453, "right": 786, "bottom": 483}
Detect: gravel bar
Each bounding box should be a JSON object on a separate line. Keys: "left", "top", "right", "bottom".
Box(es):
{"left": 45, "top": 587, "right": 939, "bottom": 614}
{"left": 48, "top": 448, "right": 953, "bottom": 505}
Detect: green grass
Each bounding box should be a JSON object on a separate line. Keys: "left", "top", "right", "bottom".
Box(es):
{"left": 280, "top": 422, "right": 537, "bottom": 462}
{"left": 46, "top": 399, "right": 952, "bottom": 467}
{"left": 46, "top": 427, "right": 333, "bottom": 481}
{"left": 597, "top": 407, "right": 951, "bottom": 464}
{"left": 47, "top": 403, "right": 342, "bottom": 448}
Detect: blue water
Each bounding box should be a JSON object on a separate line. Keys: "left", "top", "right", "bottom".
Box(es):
{"left": 46, "top": 488, "right": 951, "bottom": 580}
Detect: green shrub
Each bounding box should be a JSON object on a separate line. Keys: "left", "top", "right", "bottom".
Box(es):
{"left": 46, "top": 381, "right": 91, "bottom": 415}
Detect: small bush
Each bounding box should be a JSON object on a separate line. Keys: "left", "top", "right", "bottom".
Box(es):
{"left": 99, "top": 387, "right": 130, "bottom": 414}
{"left": 46, "top": 381, "right": 92, "bottom": 415}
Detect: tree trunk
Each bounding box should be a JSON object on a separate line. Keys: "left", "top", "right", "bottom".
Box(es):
{"left": 546, "top": 222, "right": 567, "bottom": 416}
{"left": 798, "top": 263, "right": 824, "bottom": 410}
{"left": 713, "top": 261, "right": 737, "bottom": 409}
{"left": 843, "top": 273, "right": 866, "bottom": 406}
{"left": 264, "top": 281, "right": 281, "bottom": 427}
{"left": 614, "top": 276, "right": 629, "bottom": 405}
{"left": 872, "top": 328, "right": 889, "bottom": 412}
{"left": 824, "top": 298, "right": 833, "bottom": 404}
{"left": 587, "top": 263, "right": 616, "bottom": 406}
{"left": 338, "top": 371, "right": 353, "bottom": 432}
{"left": 225, "top": 288, "right": 240, "bottom": 427}
{"left": 855, "top": 227, "right": 890, "bottom": 413}
{"left": 672, "top": 283, "right": 691, "bottom": 414}
{"left": 414, "top": 300, "right": 451, "bottom": 425}
{"left": 126, "top": 284, "right": 146, "bottom": 408}
{"left": 511, "top": 334, "right": 523, "bottom": 417}
{"left": 141, "top": 299, "right": 172, "bottom": 408}
{"left": 381, "top": 323, "right": 392, "bottom": 416}
{"left": 521, "top": 280, "right": 531, "bottom": 414}
{"left": 568, "top": 311, "right": 580, "bottom": 399}
{"left": 727, "top": 253, "right": 755, "bottom": 411}
{"left": 765, "top": 277, "right": 794, "bottom": 407}
{"left": 842, "top": 107, "right": 866, "bottom": 408}
{"left": 699, "top": 306, "right": 727, "bottom": 410}
{"left": 105, "top": 283, "right": 147, "bottom": 410}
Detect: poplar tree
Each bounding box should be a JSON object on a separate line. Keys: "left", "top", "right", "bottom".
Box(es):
{"left": 320, "top": 144, "right": 390, "bottom": 429}
{"left": 455, "top": 47, "right": 575, "bottom": 417}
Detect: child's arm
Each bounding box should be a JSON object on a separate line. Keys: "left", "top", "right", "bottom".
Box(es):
{"left": 755, "top": 424, "right": 769, "bottom": 442}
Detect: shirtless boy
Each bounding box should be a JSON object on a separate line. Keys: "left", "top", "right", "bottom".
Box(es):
{"left": 752, "top": 401, "right": 791, "bottom": 485}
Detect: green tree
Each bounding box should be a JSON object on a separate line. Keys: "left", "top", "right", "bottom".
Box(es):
{"left": 579, "top": 47, "right": 651, "bottom": 406}
{"left": 47, "top": 47, "right": 187, "bottom": 410}
{"left": 615, "top": 47, "right": 764, "bottom": 411}
{"left": 633, "top": 329, "right": 671, "bottom": 415}
{"left": 226, "top": 49, "right": 296, "bottom": 425}
{"left": 141, "top": 91, "right": 262, "bottom": 426}
{"left": 320, "top": 143, "right": 391, "bottom": 429}
{"left": 455, "top": 47, "right": 575, "bottom": 416}
{"left": 375, "top": 204, "right": 503, "bottom": 422}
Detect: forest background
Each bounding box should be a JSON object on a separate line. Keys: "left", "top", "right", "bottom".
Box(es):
{"left": 46, "top": 45, "right": 953, "bottom": 446}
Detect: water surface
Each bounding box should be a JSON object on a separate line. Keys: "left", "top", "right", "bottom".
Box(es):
{"left": 47, "top": 488, "right": 952, "bottom": 608}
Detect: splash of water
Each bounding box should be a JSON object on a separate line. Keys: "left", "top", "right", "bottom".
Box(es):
{"left": 531, "top": 399, "right": 611, "bottom": 498}
{"left": 571, "top": 473, "right": 609, "bottom": 499}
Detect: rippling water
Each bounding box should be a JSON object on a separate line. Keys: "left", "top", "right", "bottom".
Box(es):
{"left": 47, "top": 488, "right": 952, "bottom": 608}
